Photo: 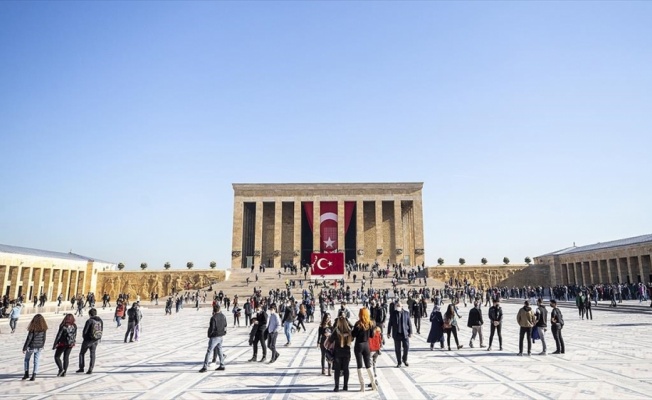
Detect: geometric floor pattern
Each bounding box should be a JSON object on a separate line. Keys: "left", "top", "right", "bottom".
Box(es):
{"left": 1, "top": 300, "right": 651, "bottom": 399}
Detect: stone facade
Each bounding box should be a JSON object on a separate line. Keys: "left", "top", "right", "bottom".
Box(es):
{"left": 426, "top": 264, "right": 549, "bottom": 288}
{"left": 535, "top": 234, "right": 652, "bottom": 286}
{"left": 95, "top": 270, "right": 226, "bottom": 300}
{"left": 0, "top": 244, "right": 115, "bottom": 301}
{"left": 231, "top": 183, "right": 425, "bottom": 268}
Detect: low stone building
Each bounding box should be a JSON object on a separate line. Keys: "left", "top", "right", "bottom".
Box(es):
{"left": 0, "top": 244, "right": 115, "bottom": 301}
{"left": 534, "top": 234, "right": 652, "bottom": 286}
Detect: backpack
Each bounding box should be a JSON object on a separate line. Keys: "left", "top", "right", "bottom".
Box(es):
{"left": 90, "top": 319, "right": 103, "bottom": 340}
{"left": 63, "top": 325, "right": 76, "bottom": 346}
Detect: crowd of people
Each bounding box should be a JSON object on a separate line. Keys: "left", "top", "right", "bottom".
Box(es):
{"left": 5, "top": 262, "right": 651, "bottom": 390}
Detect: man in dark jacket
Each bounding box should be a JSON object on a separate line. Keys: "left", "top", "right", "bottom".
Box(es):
{"left": 487, "top": 298, "right": 503, "bottom": 351}
{"left": 77, "top": 308, "right": 103, "bottom": 374}
{"left": 248, "top": 305, "right": 268, "bottom": 362}
{"left": 124, "top": 302, "right": 140, "bottom": 343}
{"left": 535, "top": 298, "right": 548, "bottom": 355}
{"left": 550, "top": 300, "right": 565, "bottom": 354}
{"left": 411, "top": 296, "right": 423, "bottom": 334}
{"left": 387, "top": 300, "right": 412, "bottom": 368}
{"left": 467, "top": 301, "right": 484, "bottom": 348}
{"left": 199, "top": 304, "right": 227, "bottom": 372}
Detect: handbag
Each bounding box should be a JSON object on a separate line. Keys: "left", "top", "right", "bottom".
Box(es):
{"left": 323, "top": 336, "right": 335, "bottom": 362}
{"left": 443, "top": 317, "right": 452, "bottom": 330}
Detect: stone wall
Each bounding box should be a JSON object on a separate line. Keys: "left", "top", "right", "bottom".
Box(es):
{"left": 96, "top": 270, "right": 226, "bottom": 300}
{"left": 427, "top": 264, "right": 551, "bottom": 288}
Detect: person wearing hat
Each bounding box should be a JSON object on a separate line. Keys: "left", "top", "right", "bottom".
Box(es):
{"left": 387, "top": 300, "right": 412, "bottom": 367}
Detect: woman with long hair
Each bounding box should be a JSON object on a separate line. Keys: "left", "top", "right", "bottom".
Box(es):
{"left": 22, "top": 314, "right": 48, "bottom": 381}
{"left": 53, "top": 313, "right": 77, "bottom": 377}
{"left": 330, "top": 316, "right": 352, "bottom": 392}
{"left": 317, "top": 312, "right": 333, "bottom": 376}
{"left": 444, "top": 304, "right": 463, "bottom": 351}
{"left": 352, "top": 307, "right": 377, "bottom": 391}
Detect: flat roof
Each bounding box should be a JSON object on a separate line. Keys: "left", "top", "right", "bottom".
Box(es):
{"left": 233, "top": 182, "right": 424, "bottom": 197}
{"left": 538, "top": 234, "right": 652, "bottom": 257}
{"left": 0, "top": 243, "right": 114, "bottom": 264}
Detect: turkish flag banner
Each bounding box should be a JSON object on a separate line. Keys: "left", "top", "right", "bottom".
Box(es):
{"left": 311, "top": 252, "right": 345, "bottom": 279}
{"left": 320, "top": 201, "right": 338, "bottom": 252}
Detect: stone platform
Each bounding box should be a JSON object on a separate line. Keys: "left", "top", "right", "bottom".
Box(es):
{"left": 0, "top": 300, "right": 651, "bottom": 399}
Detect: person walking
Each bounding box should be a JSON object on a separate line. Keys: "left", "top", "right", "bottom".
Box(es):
{"left": 53, "top": 313, "right": 77, "bottom": 377}
{"left": 467, "top": 301, "right": 484, "bottom": 348}
{"left": 516, "top": 300, "right": 535, "bottom": 356}
{"left": 124, "top": 302, "right": 140, "bottom": 343}
{"left": 76, "top": 308, "right": 103, "bottom": 374}
{"left": 487, "top": 298, "right": 503, "bottom": 351}
{"left": 331, "top": 315, "right": 352, "bottom": 392}
{"left": 248, "top": 305, "right": 268, "bottom": 362}
{"left": 9, "top": 301, "right": 22, "bottom": 334}
{"left": 387, "top": 300, "right": 412, "bottom": 367}
{"left": 427, "top": 305, "right": 445, "bottom": 350}
{"left": 534, "top": 298, "right": 548, "bottom": 355}
{"left": 317, "top": 313, "right": 333, "bottom": 375}
{"left": 295, "top": 304, "right": 307, "bottom": 332}
{"left": 352, "top": 307, "right": 377, "bottom": 392}
{"left": 114, "top": 300, "right": 126, "bottom": 328}
{"left": 267, "top": 303, "right": 281, "bottom": 363}
{"left": 22, "top": 314, "right": 48, "bottom": 381}
{"left": 443, "top": 303, "right": 463, "bottom": 351}
{"left": 282, "top": 300, "right": 294, "bottom": 346}
{"left": 550, "top": 299, "right": 565, "bottom": 354}
{"left": 199, "top": 305, "right": 227, "bottom": 372}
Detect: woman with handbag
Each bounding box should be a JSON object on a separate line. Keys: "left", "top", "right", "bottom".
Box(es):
{"left": 317, "top": 313, "right": 333, "bottom": 375}
{"left": 443, "top": 304, "right": 463, "bottom": 351}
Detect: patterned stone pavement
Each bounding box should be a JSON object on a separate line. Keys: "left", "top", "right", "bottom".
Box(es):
{"left": 1, "top": 300, "right": 651, "bottom": 399}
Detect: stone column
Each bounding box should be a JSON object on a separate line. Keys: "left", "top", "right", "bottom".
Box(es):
{"left": 413, "top": 197, "right": 425, "bottom": 266}
{"left": 375, "top": 200, "right": 383, "bottom": 262}
{"left": 394, "top": 200, "right": 404, "bottom": 264}
{"left": 254, "top": 201, "right": 263, "bottom": 266}
{"left": 293, "top": 201, "right": 301, "bottom": 265}
{"left": 273, "top": 200, "right": 282, "bottom": 268}
{"left": 616, "top": 258, "right": 624, "bottom": 283}
{"left": 356, "top": 199, "right": 364, "bottom": 264}
{"left": 638, "top": 255, "right": 646, "bottom": 282}
{"left": 313, "top": 201, "right": 321, "bottom": 253}
{"left": 231, "top": 199, "right": 244, "bottom": 269}
{"left": 337, "top": 200, "right": 345, "bottom": 254}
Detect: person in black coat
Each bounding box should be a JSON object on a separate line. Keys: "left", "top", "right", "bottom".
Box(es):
{"left": 411, "top": 297, "right": 423, "bottom": 334}
{"left": 387, "top": 300, "right": 412, "bottom": 367}
{"left": 22, "top": 314, "right": 48, "bottom": 381}
{"left": 427, "top": 305, "right": 445, "bottom": 350}
{"left": 53, "top": 313, "right": 77, "bottom": 377}
{"left": 467, "top": 301, "right": 484, "bottom": 348}
{"left": 77, "top": 308, "right": 103, "bottom": 374}
{"left": 248, "top": 305, "right": 268, "bottom": 362}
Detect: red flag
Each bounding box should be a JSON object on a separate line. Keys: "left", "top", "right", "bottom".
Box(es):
{"left": 320, "top": 201, "right": 338, "bottom": 252}
{"left": 311, "top": 252, "right": 345, "bottom": 278}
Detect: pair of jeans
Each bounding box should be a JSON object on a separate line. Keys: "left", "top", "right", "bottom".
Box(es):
{"left": 519, "top": 327, "right": 532, "bottom": 354}
{"left": 551, "top": 324, "right": 565, "bottom": 353}
{"left": 253, "top": 331, "right": 267, "bottom": 358}
{"left": 267, "top": 331, "right": 279, "bottom": 359}
{"left": 24, "top": 348, "right": 41, "bottom": 373}
{"left": 203, "top": 336, "right": 224, "bottom": 368}
{"left": 489, "top": 323, "right": 502, "bottom": 348}
{"left": 471, "top": 325, "right": 483, "bottom": 345}
{"left": 393, "top": 335, "right": 410, "bottom": 364}
{"left": 10, "top": 318, "right": 18, "bottom": 332}
{"left": 54, "top": 346, "right": 72, "bottom": 372}
{"left": 333, "top": 353, "right": 350, "bottom": 388}
{"left": 79, "top": 340, "right": 98, "bottom": 371}
{"left": 283, "top": 321, "right": 292, "bottom": 343}
{"left": 537, "top": 327, "right": 547, "bottom": 352}
{"left": 125, "top": 322, "right": 136, "bottom": 342}
{"left": 445, "top": 326, "right": 460, "bottom": 348}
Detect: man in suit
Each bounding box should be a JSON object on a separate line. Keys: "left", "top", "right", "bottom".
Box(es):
{"left": 387, "top": 299, "right": 412, "bottom": 368}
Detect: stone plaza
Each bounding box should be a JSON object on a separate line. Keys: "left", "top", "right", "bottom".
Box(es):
{"left": 1, "top": 299, "right": 651, "bottom": 399}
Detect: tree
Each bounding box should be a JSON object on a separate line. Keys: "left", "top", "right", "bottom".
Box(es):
{"left": 187, "top": 261, "right": 194, "bottom": 270}
{"left": 524, "top": 256, "right": 532, "bottom": 265}
{"left": 164, "top": 262, "right": 171, "bottom": 270}
{"left": 437, "top": 257, "right": 444, "bottom": 265}
{"left": 503, "top": 257, "right": 510, "bottom": 265}
{"left": 117, "top": 262, "right": 125, "bottom": 271}
{"left": 140, "top": 262, "right": 148, "bottom": 270}
{"left": 210, "top": 261, "right": 216, "bottom": 269}
{"left": 459, "top": 258, "right": 466, "bottom": 265}
{"left": 481, "top": 257, "right": 487, "bottom": 265}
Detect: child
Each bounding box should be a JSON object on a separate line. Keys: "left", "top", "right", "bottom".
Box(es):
{"left": 368, "top": 326, "right": 382, "bottom": 385}
{"left": 23, "top": 314, "right": 48, "bottom": 381}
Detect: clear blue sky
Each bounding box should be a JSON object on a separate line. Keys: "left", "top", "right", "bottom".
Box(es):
{"left": 1, "top": 1, "right": 650, "bottom": 270}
